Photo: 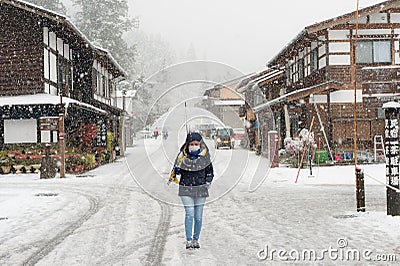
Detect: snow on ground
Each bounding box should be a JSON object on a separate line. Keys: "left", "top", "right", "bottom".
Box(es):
{"left": 161, "top": 145, "right": 400, "bottom": 265}
{"left": 0, "top": 137, "right": 399, "bottom": 265}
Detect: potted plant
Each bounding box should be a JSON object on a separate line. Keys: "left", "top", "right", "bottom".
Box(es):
{"left": 66, "top": 154, "right": 86, "bottom": 174}
{"left": 0, "top": 151, "right": 14, "bottom": 174}
{"left": 84, "top": 153, "right": 96, "bottom": 170}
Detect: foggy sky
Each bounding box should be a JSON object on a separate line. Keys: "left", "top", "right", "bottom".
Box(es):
{"left": 127, "top": 0, "right": 384, "bottom": 74}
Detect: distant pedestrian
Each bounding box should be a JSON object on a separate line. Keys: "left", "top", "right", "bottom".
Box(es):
{"left": 153, "top": 129, "right": 159, "bottom": 139}
{"left": 168, "top": 132, "right": 214, "bottom": 249}
{"left": 162, "top": 129, "right": 168, "bottom": 140}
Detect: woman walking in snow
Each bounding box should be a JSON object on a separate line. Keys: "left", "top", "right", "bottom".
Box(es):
{"left": 169, "top": 132, "right": 214, "bottom": 249}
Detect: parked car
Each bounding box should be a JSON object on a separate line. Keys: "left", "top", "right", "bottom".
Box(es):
{"left": 233, "top": 127, "right": 248, "bottom": 148}
{"left": 233, "top": 128, "right": 245, "bottom": 139}
{"left": 214, "top": 127, "right": 235, "bottom": 149}
{"left": 136, "top": 129, "right": 151, "bottom": 139}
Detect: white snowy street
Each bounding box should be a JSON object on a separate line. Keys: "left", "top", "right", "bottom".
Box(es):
{"left": 0, "top": 138, "right": 399, "bottom": 265}
{"left": 4, "top": 0, "right": 400, "bottom": 265}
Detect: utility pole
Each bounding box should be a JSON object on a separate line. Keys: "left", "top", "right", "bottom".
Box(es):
{"left": 353, "top": 0, "right": 364, "bottom": 212}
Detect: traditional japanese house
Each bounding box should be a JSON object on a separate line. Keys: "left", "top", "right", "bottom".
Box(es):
{"left": 0, "top": 0, "right": 126, "bottom": 155}
{"left": 203, "top": 75, "right": 248, "bottom": 129}
{"left": 250, "top": 0, "right": 400, "bottom": 160}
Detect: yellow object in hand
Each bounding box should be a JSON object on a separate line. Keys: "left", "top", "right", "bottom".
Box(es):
{"left": 169, "top": 171, "right": 179, "bottom": 184}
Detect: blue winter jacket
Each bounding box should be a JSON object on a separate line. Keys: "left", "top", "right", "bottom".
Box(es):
{"left": 172, "top": 143, "right": 214, "bottom": 197}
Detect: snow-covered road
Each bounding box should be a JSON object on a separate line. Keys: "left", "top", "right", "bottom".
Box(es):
{"left": 0, "top": 153, "right": 161, "bottom": 265}
{"left": 0, "top": 138, "right": 399, "bottom": 265}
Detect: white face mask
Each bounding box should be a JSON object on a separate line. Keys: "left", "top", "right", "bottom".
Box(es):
{"left": 188, "top": 145, "right": 201, "bottom": 153}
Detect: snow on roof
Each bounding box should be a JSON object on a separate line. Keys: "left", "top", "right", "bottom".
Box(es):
{"left": 214, "top": 100, "right": 245, "bottom": 106}
{"left": 305, "top": 0, "right": 395, "bottom": 33}
{"left": 362, "top": 65, "right": 400, "bottom": 70}
{"left": 254, "top": 68, "right": 284, "bottom": 85}
{"left": 203, "top": 73, "right": 254, "bottom": 95}
{"left": 253, "top": 81, "right": 341, "bottom": 113}
{"left": 0, "top": 94, "right": 106, "bottom": 114}
{"left": 236, "top": 69, "right": 271, "bottom": 91}
{"left": 5, "top": 0, "right": 67, "bottom": 19}
{"left": 268, "top": 30, "right": 307, "bottom": 67}
{"left": 92, "top": 45, "right": 127, "bottom": 77}
{"left": 363, "top": 93, "right": 400, "bottom": 98}
{"left": 382, "top": 101, "right": 400, "bottom": 109}
{"left": 236, "top": 68, "right": 285, "bottom": 93}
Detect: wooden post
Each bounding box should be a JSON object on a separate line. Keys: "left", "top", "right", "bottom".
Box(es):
{"left": 268, "top": 131, "right": 279, "bottom": 168}
{"left": 59, "top": 95, "right": 65, "bottom": 178}
{"left": 317, "top": 137, "right": 321, "bottom": 168}
{"left": 317, "top": 137, "right": 320, "bottom": 177}
{"left": 355, "top": 167, "right": 366, "bottom": 212}
{"left": 122, "top": 89, "right": 127, "bottom": 154}
{"left": 353, "top": 0, "right": 360, "bottom": 212}
{"left": 308, "top": 139, "right": 312, "bottom": 176}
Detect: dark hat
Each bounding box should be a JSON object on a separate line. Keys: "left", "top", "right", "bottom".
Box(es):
{"left": 186, "top": 132, "right": 202, "bottom": 143}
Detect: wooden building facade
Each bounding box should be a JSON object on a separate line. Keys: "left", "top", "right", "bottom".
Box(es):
{"left": 0, "top": 0, "right": 126, "bottom": 151}
{"left": 203, "top": 76, "right": 247, "bottom": 129}
{"left": 247, "top": 0, "right": 400, "bottom": 158}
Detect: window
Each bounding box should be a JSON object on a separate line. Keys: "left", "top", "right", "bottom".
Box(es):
{"left": 4, "top": 119, "right": 37, "bottom": 143}
{"left": 49, "top": 52, "right": 57, "bottom": 82}
{"left": 58, "top": 55, "right": 72, "bottom": 95}
{"left": 310, "top": 48, "right": 319, "bottom": 72}
{"left": 43, "top": 29, "right": 72, "bottom": 95}
{"left": 102, "top": 76, "right": 106, "bottom": 97}
{"left": 356, "top": 40, "right": 391, "bottom": 64}
{"left": 58, "top": 56, "right": 66, "bottom": 85}
{"left": 94, "top": 70, "right": 99, "bottom": 94}
{"left": 287, "top": 64, "right": 295, "bottom": 85}
{"left": 49, "top": 32, "right": 56, "bottom": 50}
{"left": 285, "top": 67, "right": 292, "bottom": 85}
{"left": 377, "top": 108, "right": 385, "bottom": 119}
{"left": 290, "top": 115, "right": 300, "bottom": 138}
{"left": 44, "top": 48, "right": 49, "bottom": 79}
{"left": 297, "top": 58, "right": 304, "bottom": 80}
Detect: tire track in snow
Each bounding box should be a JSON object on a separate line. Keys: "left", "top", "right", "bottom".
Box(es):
{"left": 0, "top": 196, "right": 72, "bottom": 248}
{"left": 58, "top": 163, "right": 141, "bottom": 265}
{"left": 89, "top": 177, "right": 177, "bottom": 266}
{"left": 97, "top": 228, "right": 181, "bottom": 265}
{"left": 123, "top": 140, "right": 174, "bottom": 265}
{"left": 22, "top": 191, "right": 100, "bottom": 266}
{"left": 145, "top": 202, "right": 172, "bottom": 265}
{"left": 81, "top": 183, "right": 130, "bottom": 264}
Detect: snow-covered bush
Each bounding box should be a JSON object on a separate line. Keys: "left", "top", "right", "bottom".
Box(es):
{"left": 285, "top": 128, "right": 317, "bottom": 155}
{"left": 283, "top": 128, "right": 318, "bottom": 167}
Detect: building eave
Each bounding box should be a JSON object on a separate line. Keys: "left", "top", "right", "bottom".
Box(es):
{"left": 253, "top": 81, "right": 344, "bottom": 113}
{"left": 305, "top": 0, "right": 399, "bottom": 34}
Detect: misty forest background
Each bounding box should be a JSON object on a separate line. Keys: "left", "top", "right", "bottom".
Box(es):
{"left": 25, "top": 0, "right": 210, "bottom": 131}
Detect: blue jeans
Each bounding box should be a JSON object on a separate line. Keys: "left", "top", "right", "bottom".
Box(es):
{"left": 180, "top": 196, "right": 207, "bottom": 241}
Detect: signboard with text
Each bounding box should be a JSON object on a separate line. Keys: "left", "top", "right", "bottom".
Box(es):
{"left": 39, "top": 117, "right": 59, "bottom": 131}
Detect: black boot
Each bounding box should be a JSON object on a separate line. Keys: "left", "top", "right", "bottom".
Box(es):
{"left": 192, "top": 240, "right": 200, "bottom": 249}
{"left": 186, "top": 241, "right": 193, "bottom": 249}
